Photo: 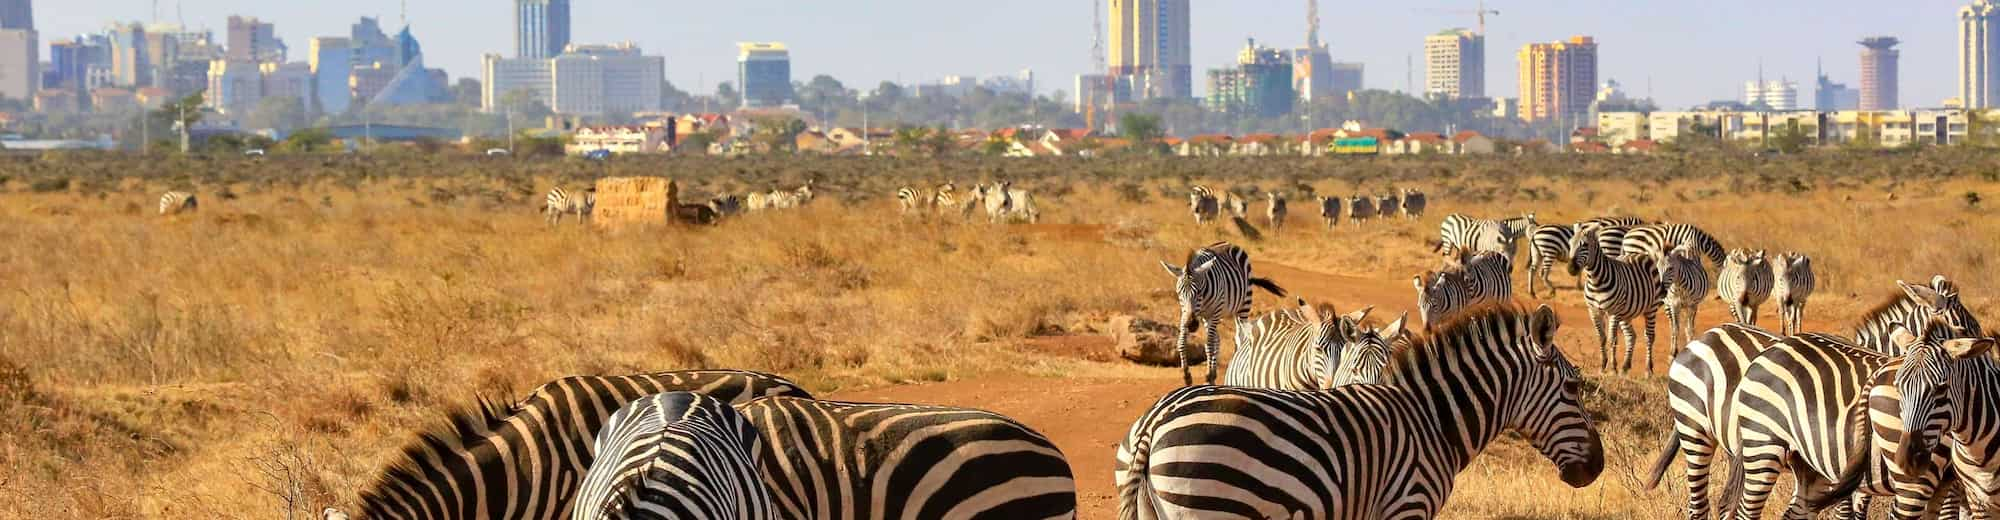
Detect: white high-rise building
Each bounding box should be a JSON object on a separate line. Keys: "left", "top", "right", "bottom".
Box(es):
{"left": 1744, "top": 79, "right": 1799, "bottom": 110}
{"left": 0, "top": 28, "right": 34, "bottom": 101}
{"left": 484, "top": 42, "right": 661, "bottom": 116}
{"left": 1963, "top": 1, "right": 2000, "bottom": 108}
{"left": 1424, "top": 28, "right": 1484, "bottom": 100}
{"left": 482, "top": 53, "right": 551, "bottom": 111}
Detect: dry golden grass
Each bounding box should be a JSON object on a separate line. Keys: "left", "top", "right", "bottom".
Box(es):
{"left": 1, "top": 153, "right": 1998, "bottom": 518}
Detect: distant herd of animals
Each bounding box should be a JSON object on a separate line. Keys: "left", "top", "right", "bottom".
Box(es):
{"left": 142, "top": 181, "right": 1997, "bottom": 518}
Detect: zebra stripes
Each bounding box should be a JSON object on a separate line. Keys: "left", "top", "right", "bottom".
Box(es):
{"left": 1266, "top": 192, "right": 1288, "bottom": 234}
{"left": 735, "top": 397, "right": 1077, "bottom": 520}
{"left": 1436, "top": 213, "right": 1536, "bottom": 261}
{"left": 976, "top": 181, "right": 1040, "bottom": 223}
{"left": 159, "top": 191, "right": 198, "bottom": 215}
{"left": 1527, "top": 224, "right": 1574, "bottom": 299}
{"left": 1771, "top": 251, "right": 1815, "bottom": 336}
{"left": 1117, "top": 304, "right": 1603, "bottom": 519}
{"left": 1160, "top": 242, "right": 1287, "bottom": 386}
{"left": 1642, "top": 324, "right": 1786, "bottom": 519}
{"left": 1853, "top": 275, "right": 1983, "bottom": 355}
{"left": 546, "top": 187, "right": 596, "bottom": 225}
{"left": 572, "top": 392, "right": 773, "bottom": 520}
{"left": 1399, "top": 188, "right": 1426, "bottom": 219}
{"left": 1318, "top": 196, "right": 1341, "bottom": 229}
{"left": 1189, "top": 186, "right": 1220, "bottom": 224}
{"left": 350, "top": 370, "right": 811, "bottom": 520}
{"left": 1716, "top": 249, "right": 1773, "bottom": 326}
{"left": 1722, "top": 335, "right": 1918, "bottom": 519}
{"left": 895, "top": 186, "right": 927, "bottom": 214}
{"left": 930, "top": 182, "right": 964, "bottom": 217}
{"left": 1867, "top": 324, "right": 2000, "bottom": 517}
{"left": 1658, "top": 243, "right": 1712, "bottom": 354}
{"left": 1572, "top": 227, "right": 1664, "bottom": 373}
{"left": 1617, "top": 224, "right": 1726, "bottom": 266}
{"left": 1225, "top": 301, "right": 1403, "bottom": 390}
{"left": 1413, "top": 251, "right": 1513, "bottom": 327}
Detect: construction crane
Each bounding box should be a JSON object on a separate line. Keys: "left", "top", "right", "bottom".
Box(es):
{"left": 1087, "top": 0, "right": 1111, "bottom": 131}
{"left": 1416, "top": 0, "right": 1499, "bottom": 35}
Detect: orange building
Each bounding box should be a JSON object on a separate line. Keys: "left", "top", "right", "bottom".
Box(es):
{"left": 1517, "top": 36, "right": 1597, "bottom": 124}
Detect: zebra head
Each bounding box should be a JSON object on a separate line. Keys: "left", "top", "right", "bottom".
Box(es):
{"left": 1505, "top": 304, "right": 1603, "bottom": 488}
{"left": 1567, "top": 228, "right": 1604, "bottom": 274}
{"left": 1160, "top": 252, "right": 1217, "bottom": 332}
{"left": 1318, "top": 197, "right": 1340, "bottom": 217}
{"left": 1898, "top": 275, "right": 1985, "bottom": 337}
{"left": 1329, "top": 312, "right": 1403, "bottom": 387}
{"left": 1657, "top": 243, "right": 1699, "bottom": 282}
{"left": 1885, "top": 320, "right": 1997, "bottom": 476}
{"left": 1412, "top": 272, "right": 1454, "bottom": 327}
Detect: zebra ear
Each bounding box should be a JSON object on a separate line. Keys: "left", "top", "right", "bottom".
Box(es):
{"left": 1943, "top": 338, "right": 1996, "bottom": 359}
{"left": 1413, "top": 274, "right": 1428, "bottom": 291}
{"left": 1530, "top": 305, "right": 1561, "bottom": 360}
{"left": 1382, "top": 312, "right": 1408, "bottom": 340}
{"left": 1159, "top": 261, "right": 1184, "bottom": 279}
{"left": 1342, "top": 305, "right": 1374, "bottom": 324}
{"left": 1900, "top": 281, "right": 1944, "bottom": 309}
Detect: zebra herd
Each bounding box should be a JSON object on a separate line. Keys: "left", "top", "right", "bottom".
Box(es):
{"left": 1186, "top": 185, "right": 1426, "bottom": 231}
{"left": 333, "top": 369, "right": 1077, "bottom": 520}
{"left": 540, "top": 180, "right": 816, "bottom": 227}
{"left": 896, "top": 181, "right": 1041, "bottom": 223}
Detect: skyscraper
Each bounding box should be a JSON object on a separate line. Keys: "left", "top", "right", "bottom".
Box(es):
{"left": 1517, "top": 36, "right": 1597, "bottom": 124}
{"left": 1425, "top": 28, "right": 1484, "bottom": 100}
{"left": 0, "top": 0, "right": 30, "bottom": 30}
{"left": 1205, "top": 38, "right": 1293, "bottom": 117}
{"left": 737, "top": 42, "right": 792, "bottom": 108}
{"left": 1962, "top": 1, "right": 1999, "bottom": 108}
{"left": 1743, "top": 80, "right": 1799, "bottom": 110}
{"left": 107, "top": 23, "right": 149, "bottom": 87}
{"left": 1107, "top": 0, "right": 1191, "bottom": 100}
{"left": 227, "top": 16, "right": 284, "bottom": 63}
{"left": 310, "top": 37, "right": 352, "bottom": 113}
{"left": 1859, "top": 37, "right": 1899, "bottom": 110}
{"left": 0, "top": 27, "right": 34, "bottom": 100}
{"left": 515, "top": 0, "right": 570, "bottom": 60}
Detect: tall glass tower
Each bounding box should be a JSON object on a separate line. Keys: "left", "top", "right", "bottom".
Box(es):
{"left": 516, "top": 0, "right": 571, "bottom": 59}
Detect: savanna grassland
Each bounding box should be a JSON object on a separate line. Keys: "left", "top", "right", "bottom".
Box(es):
{"left": 4, "top": 150, "right": 2000, "bottom": 519}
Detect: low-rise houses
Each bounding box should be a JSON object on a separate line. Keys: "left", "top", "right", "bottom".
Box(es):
{"left": 1606, "top": 108, "right": 2000, "bottom": 148}
{"left": 566, "top": 125, "right": 675, "bottom": 155}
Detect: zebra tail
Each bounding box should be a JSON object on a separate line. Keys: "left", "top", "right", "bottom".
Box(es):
{"left": 1249, "top": 277, "right": 1288, "bottom": 298}
{"left": 1641, "top": 428, "right": 1681, "bottom": 491}
{"left": 1117, "top": 438, "right": 1157, "bottom": 520}
{"left": 1717, "top": 454, "right": 1747, "bottom": 516}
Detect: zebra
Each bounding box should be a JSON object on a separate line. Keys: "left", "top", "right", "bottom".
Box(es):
{"left": 1641, "top": 324, "right": 1791, "bottom": 519}
{"left": 707, "top": 195, "right": 744, "bottom": 217}
{"left": 1657, "top": 243, "right": 1712, "bottom": 354}
{"left": 1858, "top": 323, "right": 2000, "bottom": 518}
{"left": 1266, "top": 192, "right": 1288, "bottom": 234}
{"left": 735, "top": 397, "right": 1077, "bottom": 520}
{"left": 545, "top": 187, "right": 596, "bottom": 225}
{"left": 572, "top": 392, "right": 773, "bottom": 520}
{"left": 1348, "top": 195, "right": 1376, "bottom": 226}
{"left": 1853, "top": 275, "right": 1985, "bottom": 354}
{"left": 1526, "top": 224, "right": 1575, "bottom": 299}
{"left": 1117, "top": 304, "right": 1604, "bottom": 519}
{"left": 1771, "top": 251, "right": 1816, "bottom": 336}
{"left": 1617, "top": 223, "right": 1727, "bottom": 267}
{"left": 1317, "top": 196, "right": 1341, "bottom": 229}
{"left": 345, "top": 370, "right": 811, "bottom": 520}
{"left": 1159, "top": 242, "right": 1288, "bottom": 386}
{"left": 768, "top": 181, "right": 814, "bottom": 209}
{"left": 1715, "top": 249, "right": 1774, "bottom": 326}
{"left": 1436, "top": 212, "right": 1536, "bottom": 261}
{"left": 744, "top": 191, "right": 771, "bottom": 212}
{"left": 895, "top": 186, "right": 928, "bottom": 214}
{"left": 932, "top": 182, "right": 963, "bottom": 216}
{"left": 1400, "top": 188, "right": 1427, "bottom": 219}
{"left": 1224, "top": 194, "right": 1250, "bottom": 219}
{"left": 1571, "top": 227, "right": 1664, "bottom": 373}
{"left": 159, "top": 191, "right": 198, "bottom": 215}
{"left": 1576, "top": 216, "right": 1648, "bottom": 229}
{"left": 1376, "top": 192, "right": 1401, "bottom": 220}
{"left": 1189, "top": 186, "right": 1220, "bottom": 224}
{"left": 1414, "top": 251, "right": 1513, "bottom": 327}
{"left": 979, "top": 181, "right": 1040, "bottom": 223}
{"left": 1225, "top": 300, "right": 1400, "bottom": 390}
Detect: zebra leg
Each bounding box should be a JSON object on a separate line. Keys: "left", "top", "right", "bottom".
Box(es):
{"left": 1732, "top": 445, "right": 1789, "bottom": 520}
{"left": 1663, "top": 305, "right": 1681, "bottom": 360}
{"left": 1640, "top": 311, "right": 1658, "bottom": 374}
{"left": 1203, "top": 321, "right": 1221, "bottom": 385}
{"left": 1589, "top": 306, "right": 1610, "bottom": 371}
{"left": 1617, "top": 319, "right": 1637, "bottom": 373}
{"left": 1680, "top": 434, "right": 1718, "bottom": 520}
{"left": 1174, "top": 323, "right": 1193, "bottom": 386}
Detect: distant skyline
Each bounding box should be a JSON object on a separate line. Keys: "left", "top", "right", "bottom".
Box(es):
{"left": 32, "top": 0, "right": 1980, "bottom": 109}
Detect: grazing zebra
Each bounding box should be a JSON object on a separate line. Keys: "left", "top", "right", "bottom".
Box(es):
{"left": 1377, "top": 192, "right": 1401, "bottom": 220}
{"left": 1526, "top": 224, "right": 1575, "bottom": 299}
{"left": 159, "top": 191, "right": 198, "bottom": 215}
{"left": 572, "top": 392, "right": 773, "bottom": 520}
{"left": 1576, "top": 216, "right": 1648, "bottom": 229}
{"left": 895, "top": 186, "right": 928, "bottom": 214}
{"left": 735, "top": 397, "right": 1077, "bottom": 520}
{"left": 1414, "top": 251, "right": 1514, "bottom": 327}
{"left": 1642, "top": 324, "right": 1792, "bottom": 519}
{"left": 707, "top": 195, "right": 744, "bottom": 217}
{"left": 545, "top": 187, "right": 596, "bottom": 225}
{"left": 1400, "top": 188, "right": 1426, "bottom": 219}
{"left": 1317, "top": 196, "right": 1341, "bottom": 229}
{"left": 1657, "top": 243, "right": 1713, "bottom": 353}
{"left": 1572, "top": 227, "right": 1664, "bottom": 373}
{"left": 1159, "top": 242, "right": 1288, "bottom": 386}
{"left": 1266, "top": 192, "right": 1287, "bottom": 234}
{"left": 1436, "top": 212, "right": 1536, "bottom": 261}
{"left": 346, "top": 370, "right": 811, "bottom": 520}
{"left": 744, "top": 191, "right": 771, "bottom": 212}
{"left": 979, "top": 181, "right": 1040, "bottom": 223}
{"left": 1225, "top": 300, "right": 1400, "bottom": 390}
{"left": 1715, "top": 249, "right": 1774, "bottom": 326}
{"left": 1617, "top": 223, "right": 1727, "bottom": 267}
{"left": 768, "top": 182, "right": 815, "bottom": 209}
{"left": 1189, "top": 186, "right": 1220, "bottom": 224}
{"left": 1771, "top": 251, "right": 1816, "bottom": 336}
{"left": 1853, "top": 275, "right": 1985, "bottom": 354}
{"left": 1117, "top": 304, "right": 1604, "bottom": 519}
{"left": 932, "top": 182, "right": 963, "bottom": 216}
{"left": 1348, "top": 195, "right": 1377, "bottom": 225}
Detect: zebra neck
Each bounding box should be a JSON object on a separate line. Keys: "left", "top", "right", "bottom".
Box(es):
{"left": 1383, "top": 348, "right": 1512, "bottom": 470}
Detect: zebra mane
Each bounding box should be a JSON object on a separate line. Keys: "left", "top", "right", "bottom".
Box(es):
{"left": 1855, "top": 291, "right": 1920, "bottom": 327}
{"left": 359, "top": 394, "right": 523, "bottom": 509}
{"left": 1386, "top": 302, "right": 1544, "bottom": 370}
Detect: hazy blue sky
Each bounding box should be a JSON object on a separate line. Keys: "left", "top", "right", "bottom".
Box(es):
{"left": 37, "top": 1, "right": 1978, "bottom": 108}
